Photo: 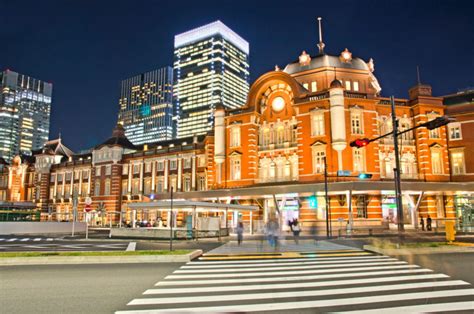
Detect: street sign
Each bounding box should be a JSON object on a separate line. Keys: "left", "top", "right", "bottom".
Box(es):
{"left": 337, "top": 170, "right": 351, "bottom": 177}
{"left": 85, "top": 204, "right": 92, "bottom": 212}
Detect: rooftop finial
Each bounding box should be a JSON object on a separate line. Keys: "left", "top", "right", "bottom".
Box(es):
{"left": 416, "top": 65, "right": 421, "bottom": 85}
{"left": 317, "top": 17, "right": 325, "bottom": 54}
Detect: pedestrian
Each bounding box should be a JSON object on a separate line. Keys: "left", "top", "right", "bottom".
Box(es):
{"left": 427, "top": 215, "right": 432, "bottom": 231}
{"left": 236, "top": 221, "right": 244, "bottom": 246}
{"left": 420, "top": 215, "right": 425, "bottom": 231}
{"left": 310, "top": 222, "right": 318, "bottom": 244}
{"left": 292, "top": 220, "right": 301, "bottom": 244}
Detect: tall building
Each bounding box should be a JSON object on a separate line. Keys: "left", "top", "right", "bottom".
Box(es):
{"left": 0, "top": 69, "right": 52, "bottom": 162}
{"left": 117, "top": 67, "right": 174, "bottom": 145}
{"left": 174, "top": 20, "right": 250, "bottom": 138}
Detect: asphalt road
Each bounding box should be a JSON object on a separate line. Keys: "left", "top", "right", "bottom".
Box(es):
{"left": 0, "top": 263, "right": 182, "bottom": 314}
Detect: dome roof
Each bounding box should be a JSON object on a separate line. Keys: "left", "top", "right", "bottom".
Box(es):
{"left": 330, "top": 79, "right": 343, "bottom": 89}
{"left": 283, "top": 53, "right": 369, "bottom": 75}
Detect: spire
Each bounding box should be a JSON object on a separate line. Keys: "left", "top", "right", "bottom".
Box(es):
{"left": 317, "top": 17, "right": 325, "bottom": 54}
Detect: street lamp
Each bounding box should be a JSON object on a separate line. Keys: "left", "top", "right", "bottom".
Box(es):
{"left": 169, "top": 186, "right": 174, "bottom": 251}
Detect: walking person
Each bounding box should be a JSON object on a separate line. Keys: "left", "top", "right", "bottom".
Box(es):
{"left": 427, "top": 215, "right": 432, "bottom": 231}
{"left": 292, "top": 219, "right": 301, "bottom": 244}
{"left": 420, "top": 215, "right": 425, "bottom": 231}
{"left": 236, "top": 221, "right": 244, "bottom": 246}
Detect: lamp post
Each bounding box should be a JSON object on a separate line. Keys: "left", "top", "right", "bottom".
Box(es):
{"left": 390, "top": 96, "right": 404, "bottom": 232}
{"left": 324, "top": 156, "right": 331, "bottom": 238}
{"left": 169, "top": 186, "right": 174, "bottom": 251}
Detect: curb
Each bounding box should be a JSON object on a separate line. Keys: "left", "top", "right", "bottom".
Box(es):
{"left": 363, "top": 245, "right": 474, "bottom": 256}
{"left": 0, "top": 249, "right": 202, "bottom": 266}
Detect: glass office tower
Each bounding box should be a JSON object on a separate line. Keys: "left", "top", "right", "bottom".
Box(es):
{"left": 174, "top": 20, "right": 249, "bottom": 138}
{"left": 0, "top": 70, "right": 52, "bottom": 162}
{"left": 117, "top": 67, "right": 174, "bottom": 145}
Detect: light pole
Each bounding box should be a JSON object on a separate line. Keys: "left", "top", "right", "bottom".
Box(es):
{"left": 169, "top": 186, "right": 174, "bottom": 251}
{"left": 390, "top": 96, "right": 404, "bottom": 232}
{"left": 324, "top": 156, "right": 331, "bottom": 238}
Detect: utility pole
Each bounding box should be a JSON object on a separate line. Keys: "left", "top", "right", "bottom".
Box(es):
{"left": 390, "top": 96, "right": 404, "bottom": 232}
{"left": 169, "top": 186, "right": 174, "bottom": 251}
{"left": 324, "top": 156, "right": 331, "bottom": 238}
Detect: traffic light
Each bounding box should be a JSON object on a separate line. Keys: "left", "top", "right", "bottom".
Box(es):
{"left": 358, "top": 173, "right": 373, "bottom": 179}
{"left": 423, "top": 116, "right": 455, "bottom": 130}
{"left": 350, "top": 138, "right": 371, "bottom": 148}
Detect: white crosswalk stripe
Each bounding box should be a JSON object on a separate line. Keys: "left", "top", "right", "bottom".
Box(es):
{"left": 20, "top": 238, "right": 30, "bottom": 242}
{"left": 6, "top": 238, "right": 17, "bottom": 242}
{"left": 116, "top": 251, "right": 474, "bottom": 313}
{"left": 33, "top": 238, "right": 42, "bottom": 241}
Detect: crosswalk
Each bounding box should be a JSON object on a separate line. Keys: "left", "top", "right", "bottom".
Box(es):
{"left": 0, "top": 237, "right": 55, "bottom": 242}
{"left": 116, "top": 249, "right": 474, "bottom": 313}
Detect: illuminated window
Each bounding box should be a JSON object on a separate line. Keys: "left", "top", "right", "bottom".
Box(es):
{"left": 230, "top": 126, "right": 241, "bottom": 147}
{"left": 198, "top": 175, "right": 206, "bottom": 191}
{"left": 96, "top": 166, "right": 101, "bottom": 176}
{"left": 104, "top": 179, "right": 111, "bottom": 195}
{"left": 230, "top": 157, "right": 241, "bottom": 180}
{"left": 105, "top": 165, "right": 112, "bottom": 176}
{"left": 184, "top": 176, "right": 191, "bottom": 191}
{"left": 450, "top": 151, "right": 465, "bottom": 175}
{"left": 198, "top": 156, "right": 206, "bottom": 167}
{"left": 303, "top": 83, "right": 309, "bottom": 90}
{"left": 132, "top": 179, "right": 140, "bottom": 195}
{"left": 353, "top": 148, "right": 365, "bottom": 172}
{"left": 183, "top": 158, "right": 191, "bottom": 169}
{"left": 430, "top": 148, "right": 443, "bottom": 174}
{"left": 122, "top": 165, "right": 129, "bottom": 175}
{"left": 311, "top": 81, "right": 317, "bottom": 92}
{"left": 353, "top": 81, "right": 359, "bottom": 91}
{"left": 345, "top": 81, "right": 351, "bottom": 90}
{"left": 133, "top": 164, "right": 140, "bottom": 174}
{"left": 145, "top": 162, "right": 152, "bottom": 172}
{"left": 157, "top": 161, "right": 164, "bottom": 171}
{"left": 170, "top": 160, "right": 177, "bottom": 170}
{"left": 144, "top": 178, "right": 151, "bottom": 195}
{"left": 94, "top": 179, "right": 101, "bottom": 196}
{"left": 311, "top": 111, "right": 325, "bottom": 136}
{"left": 351, "top": 110, "right": 364, "bottom": 135}
{"left": 121, "top": 180, "right": 128, "bottom": 195}
{"left": 312, "top": 145, "right": 326, "bottom": 174}
{"left": 448, "top": 123, "right": 462, "bottom": 140}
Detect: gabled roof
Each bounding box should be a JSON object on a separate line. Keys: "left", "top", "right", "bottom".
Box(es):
{"left": 95, "top": 124, "right": 136, "bottom": 150}
{"left": 33, "top": 138, "right": 74, "bottom": 158}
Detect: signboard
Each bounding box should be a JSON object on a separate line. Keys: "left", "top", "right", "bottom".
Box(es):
{"left": 278, "top": 199, "right": 299, "bottom": 211}
{"left": 85, "top": 204, "right": 92, "bottom": 212}
{"left": 337, "top": 170, "right": 351, "bottom": 177}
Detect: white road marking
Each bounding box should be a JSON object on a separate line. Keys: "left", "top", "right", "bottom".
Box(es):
{"left": 175, "top": 261, "right": 407, "bottom": 273}
{"left": 118, "top": 289, "right": 474, "bottom": 313}
{"left": 33, "top": 238, "right": 42, "bottom": 241}
{"left": 46, "top": 238, "right": 53, "bottom": 241}
{"left": 126, "top": 242, "right": 136, "bottom": 251}
{"left": 145, "top": 273, "right": 449, "bottom": 295}
{"left": 157, "top": 268, "right": 432, "bottom": 286}
{"left": 338, "top": 301, "right": 474, "bottom": 313}
{"left": 183, "top": 257, "right": 397, "bottom": 269}
{"left": 6, "top": 238, "right": 17, "bottom": 242}
{"left": 0, "top": 238, "right": 4, "bottom": 241}
{"left": 190, "top": 255, "right": 384, "bottom": 265}
{"left": 131, "top": 280, "right": 469, "bottom": 305}
{"left": 166, "top": 264, "right": 419, "bottom": 279}
{"left": 20, "top": 238, "right": 30, "bottom": 242}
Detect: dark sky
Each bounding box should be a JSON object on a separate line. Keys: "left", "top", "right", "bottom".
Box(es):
{"left": 1, "top": 0, "right": 473, "bottom": 152}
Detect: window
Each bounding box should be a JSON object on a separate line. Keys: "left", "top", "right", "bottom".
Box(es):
{"left": 96, "top": 166, "right": 101, "bottom": 176}
{"left": 303, "top": 83, "right": 309, "bottom": 90}
{"left": 145, "top": 162, "right": 151, "bottom": 173}
{"left": 94, "top": 179, "right": 101, "bottom": 196}
{"left": 230, "top": 127, "right": 241, "bottom": 147}
{"left": 132, "top": 164, "right": 140, "bottom": 174}
{"left": 56, "top": 185, "right": 63, "bottom": 198}
{"left": 121, "top": 180, "right": 128, "bottom": 195}
{"left": 353, "top": 81, "right": 359, "bottom": 92}
{"left": 183, "top": 158, "right": 191, "bottom": 169}
{"left": 82, "top": 170, "right": 89, "bottom": 180}
{"left": 144, "top": 178, "right": 151, "bottom": 195}
{"left": 105, "top": 165, "right": 112, "bottom": 176}
{"left": 311, "top": 111, "right": 325, "bottom": 136}
{"left": 169, "top": 176, "right": 177, "bottom": 191}
{"left": 427, "top": 115, "right": 440, "bottom": 139}
{"left": 184, "top": 176, "right": 191, "bottom": 191}
{"left": 81, "top": 183, "right": 88, "bottom": 197}
{"left": 198, "top": 175, "right": 206, "bottom": 191}
{"left": 311, "top": 81, "right": 317, "bottom": 92}
{"left": 431, "top": 148, "right": 443, "bottom": 174}
{"left": 170, "top": 160, "right": 177, "bottom": 170}
{"left": 198, "top": 156, "right": 206, "bottom": 167}
{"left": 156, "top": 177, "right": 164, "bottom": 193}
{"left": 448, "top": 123, "right": 462, "bottom": 140}
{"left": 345, "top": 81, "right": 351, "bottom": 90}
{"left": 451, "top": 151, "right": 465, "bottom": 175}
{"left": 262, "top": 128, "right": 270, "bottom": 146}
{"left": 355, "top": 195, "right": 368, "bottom": 218}
{"left": 57, "top": 173, "right": 63, "bottom": 182}
{"left": 351, "top": 110, "right": 363, "bottom": 134}
{"left": 122, "top": 165, "right": 129, "bottom": 175}
{"left": 157, "top": 161, "right": 164, "bottom": 171}
{"left": 353, "top": 148, "right": 365, "bottom": 172}
{"left": 230, "top": 157, "right": 241, "bottom": 180}
{"left": 50, "top": 174, "right": 55, "bottom": 182}
{"left": 132, "top": 179, "right": 140, "bottom": 195}
{"left": 312, "top": 146, "right": 326, "bottom": 174}
{"left": 65, "top": 172, "right": 72, "bottom": 181}
{"left": 104, "top": 179, "right": 111, "bottom": 195}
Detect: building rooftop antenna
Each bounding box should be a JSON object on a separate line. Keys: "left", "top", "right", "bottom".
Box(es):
{"left": 416, "top": 65, "right": 421, "bottom": 85}
{"left": 317, "top": 17, "right": 325, "bottom": 55}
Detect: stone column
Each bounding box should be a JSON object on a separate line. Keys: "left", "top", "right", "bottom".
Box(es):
{"left": 177, "top": 158, "right": 182, "bottom": 191}
{"left": 164, "top": 160, "right": 169, "bottom": 191}
{"left": 151, "top": 161, "right": 156, "bottom": 192}
{"left": 191, "top": 155, "right": 196, "bottom": 190}
{"left": 139, "top": 162, "right": 144, "bottom": 193}
{"left": 127, "top": 163, "right": 132, "bottom": 193}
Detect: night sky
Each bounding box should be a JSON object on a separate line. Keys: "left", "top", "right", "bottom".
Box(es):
{"left": 1, "top": 0, "right": 473, "bottom": 152}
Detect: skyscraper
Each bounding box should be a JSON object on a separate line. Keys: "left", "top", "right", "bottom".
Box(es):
{"left": 0, "top": 69, "right": 52, "bottom": 162}
{"left": 174, "top": 20, "right": 250, "bottom": 138}
{"left": 117, "top": 67, "right": 174, "bottom": 145}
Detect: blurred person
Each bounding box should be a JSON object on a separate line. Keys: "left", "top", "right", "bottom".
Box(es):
{"left": 420, "top": 215, "right": 425, "bottom": 231}
{"left": 292, "top": 219, "right": 301, "bottom": 244}
{"left": 427, "top": 215, "right": 432, "bottom": 231}
{"left": 236, "top": 221, "right": 244, "bottom": 246}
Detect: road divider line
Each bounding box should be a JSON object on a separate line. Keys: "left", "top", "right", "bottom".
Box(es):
{"left": 146, "top": 273, "right": 449, "bottom": 294}
{"left": 158, "top": 268, "right": 431, "bottom": 286}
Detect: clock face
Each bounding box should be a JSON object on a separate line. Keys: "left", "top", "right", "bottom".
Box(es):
{"left": 271, "top": 96, "right": 285, "bottom": 112}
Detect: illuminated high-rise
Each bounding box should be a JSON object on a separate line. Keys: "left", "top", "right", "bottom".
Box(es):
{"left": 117, "top": 67, "right": 174, "bottom": 145}
{"left": 174, "top": 20, "right": 249, "bottom": 138}
{"left": 0, "top": 69, "right": 52, "bottom": 162}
